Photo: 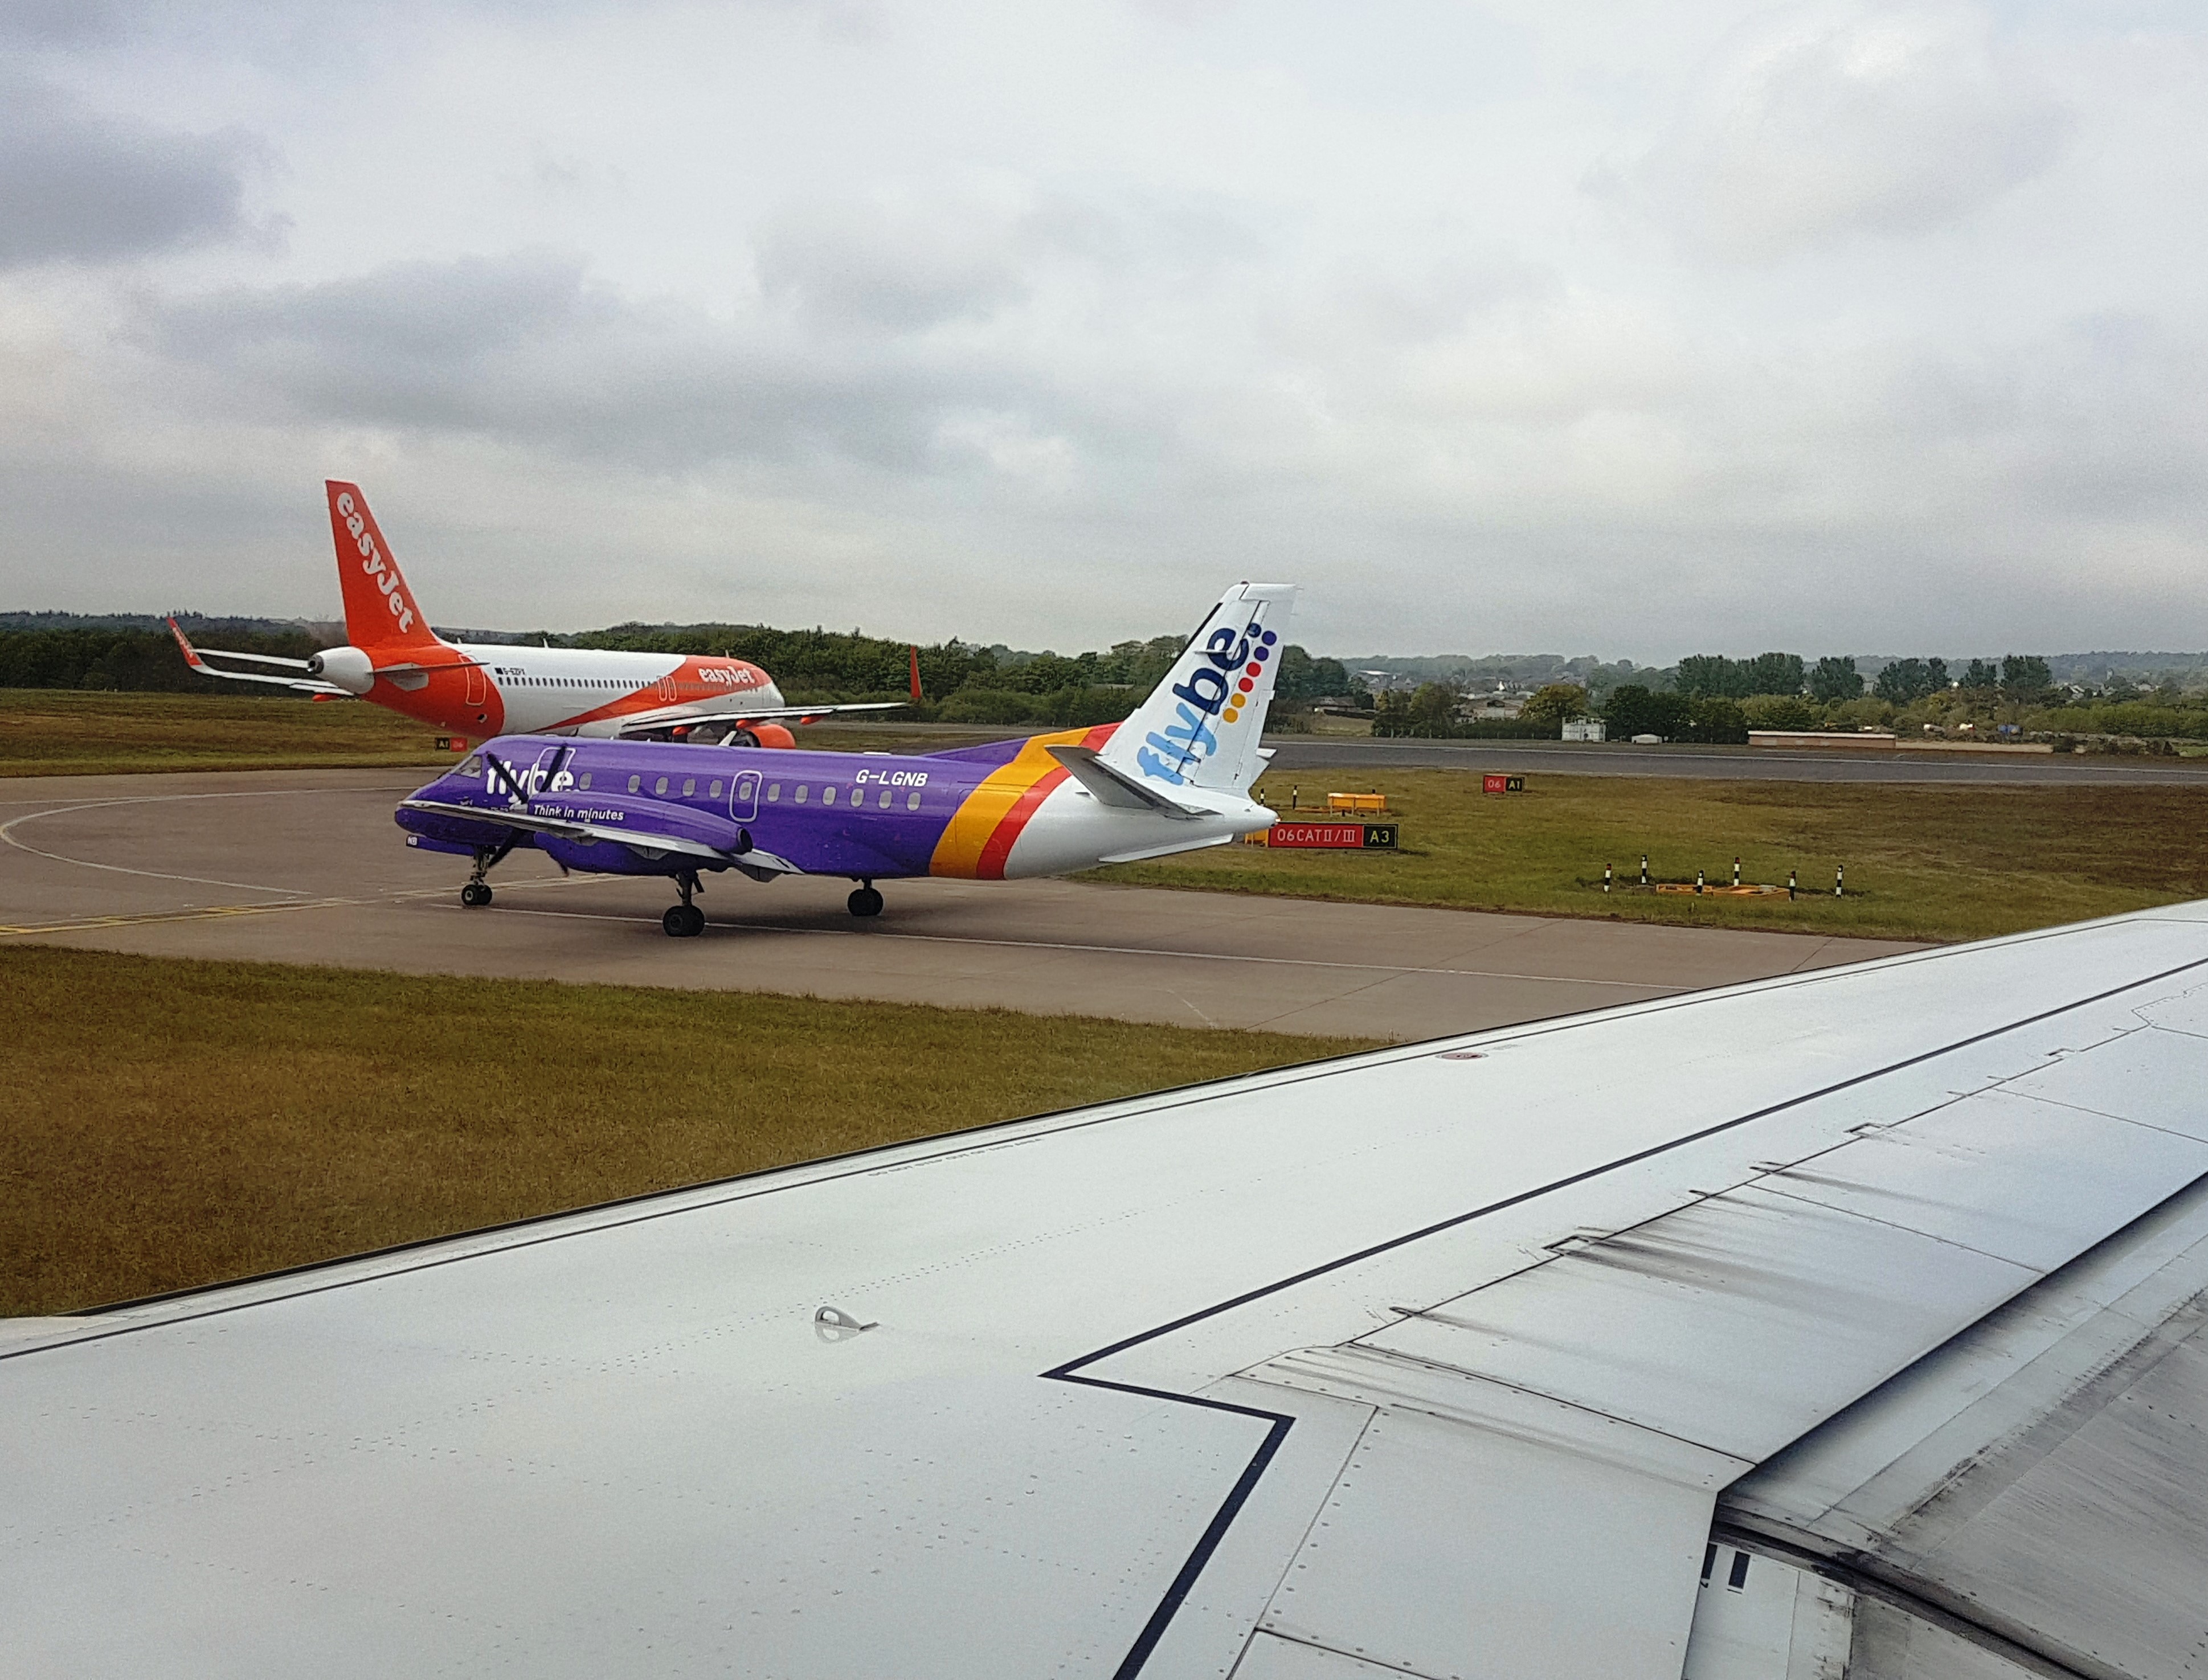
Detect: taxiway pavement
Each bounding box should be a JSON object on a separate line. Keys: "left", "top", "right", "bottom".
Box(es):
{"left": 2, "top": 769, "right": 1925, "bottom": 1041}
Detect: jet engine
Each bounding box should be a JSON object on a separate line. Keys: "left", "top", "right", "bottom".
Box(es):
{"left": 307, "top": 645, "right": 376, "bottom": 695}
{"left": 735, "top": 724, "right": 797, "bottom": 750}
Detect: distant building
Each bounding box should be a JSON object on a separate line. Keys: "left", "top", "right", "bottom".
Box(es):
{"left": 1561, "top": 719, "right": 1605, "bottom": 742}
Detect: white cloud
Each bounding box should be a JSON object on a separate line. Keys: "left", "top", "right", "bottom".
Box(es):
{"left": 1606, "top": 3, "right": 2071, "bottom": 261}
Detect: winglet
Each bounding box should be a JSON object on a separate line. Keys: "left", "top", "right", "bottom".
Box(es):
{"left": 166, "top": 616, "right": 212, "bottom": 674}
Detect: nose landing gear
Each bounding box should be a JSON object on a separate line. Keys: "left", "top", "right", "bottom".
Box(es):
{"left": 848, "top": 882, "right": 884, "bottom": 918}
{"left": 663, "top": 870, "right": 707, "bottom": 937}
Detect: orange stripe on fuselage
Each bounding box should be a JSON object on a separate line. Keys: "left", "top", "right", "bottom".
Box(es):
{"left": 930, "top": 724, "right": 1116, "bottom": 880}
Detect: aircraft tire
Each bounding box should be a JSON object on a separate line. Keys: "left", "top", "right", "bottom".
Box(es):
{"left": 848, "top": 887, "right": 884, "bottom": 919}
{"left": 461, "top": 883, "right": 492, "bottom": 908}
{"left": 664, "top": 904, "right": 705, "bottom": 938}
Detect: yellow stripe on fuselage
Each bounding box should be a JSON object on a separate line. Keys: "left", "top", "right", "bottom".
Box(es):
{"left": 929, "top": 726, "right": 1106, "bottom": 879}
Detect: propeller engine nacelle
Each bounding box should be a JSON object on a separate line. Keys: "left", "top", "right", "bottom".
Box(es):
{"left": 308, "top": 645, "right": 376, "bottom": 695}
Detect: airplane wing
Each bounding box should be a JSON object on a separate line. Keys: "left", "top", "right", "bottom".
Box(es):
{"left": 397, "top": 797, "right": 755, "bottom": 866}
{"left": 612, "top": 699, "right": 909, "bottom": 737}
{"left": 7, "top": 903, "right": 2208, "bottom": 1678}
{"left": 166, "top": 617, "right": 353, "bottom": 697}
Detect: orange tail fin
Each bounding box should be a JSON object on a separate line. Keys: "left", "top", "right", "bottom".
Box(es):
{"left": 327, "top": 481, "right": 445, "bottom": 653}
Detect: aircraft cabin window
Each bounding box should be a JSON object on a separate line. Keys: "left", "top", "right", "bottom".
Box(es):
{"left": 905, "top": 790, "right": 921, "bottom": 810}
{"left": 654, "top": 776, "right": 669, "bottom": 796}
{"left": 795, "top": 785, "right": 809, "bottom": 803}
{"left": 460, "top": 755, "right": 483, "bottom": 775}
{"left": 628, "top": 775, "right": 641, "bottom": 794}
{"left": 766, "top": 783, "right": 780, "bottom": 802}
{"left": 577, "top": 772, "right": 592, "bottom": 790}
{"left": 878, "top": 788, "right": 892, "bottom": 808}
{"left": 709, "top": 780, "right": 724, "bottom": 798}
{"left": 823, "top": 786, "right": 837, "bottom": 806}
{"left": 682, "top": 778, "right": 696, "bottom": 798}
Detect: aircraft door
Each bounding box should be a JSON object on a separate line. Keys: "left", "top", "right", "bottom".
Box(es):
{"left": 464, "top": 662, "right": 487, "bottom": 706}
{"left": 730, "top": 768, "right": 762, "bottom": 821}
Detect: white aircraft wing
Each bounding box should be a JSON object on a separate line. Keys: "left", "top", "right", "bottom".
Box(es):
{"left": 6, "top": 903, "right": 2208, "bottom": 1679}
{"left": 395, "top": 796, "right": 808, "bottom": 872}
{"left": 166, "top": 617, "right": 354, "bottom": 698}
{"left": 612, "top": 699, "right": 908, "bottom": 736}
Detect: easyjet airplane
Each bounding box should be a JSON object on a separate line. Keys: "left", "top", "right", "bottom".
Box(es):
{"left": 172, "top": 481, "right": 903, "bottom": 747}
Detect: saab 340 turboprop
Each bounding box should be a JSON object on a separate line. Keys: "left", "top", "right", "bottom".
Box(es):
{"left": 395, "top": 581, "right": 1294, "bottom": 935}
{"left": 173, "top": 481, "right": 904, "bottom": 747}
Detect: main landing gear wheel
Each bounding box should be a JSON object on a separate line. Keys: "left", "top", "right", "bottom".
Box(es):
{"left": 663, "top": 870, "right": 706, "bottom": 937}
{"left": 460, "top": 882, "right": 493, "bottom": 908}
{"left": 848, "top": 885, "right": 884, "bottom": 919}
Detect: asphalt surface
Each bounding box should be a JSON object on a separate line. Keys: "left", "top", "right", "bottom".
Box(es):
{"left": 1260, "top": 736, "right": 2208, "bottom": 785}
{"left": 0, "top": 768, "right": 1925, "bottom": 1042}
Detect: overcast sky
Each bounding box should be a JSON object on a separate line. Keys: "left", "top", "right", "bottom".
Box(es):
{"left": 1, "top": 1, "right": 2203, "bottom": 659}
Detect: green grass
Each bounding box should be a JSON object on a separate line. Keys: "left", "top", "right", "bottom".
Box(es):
{"left": 1086, "top": 771, "right": 2208, "bottom": 943}
{"left": 0, "top": 945, "right": 1379, "bottom": 1315}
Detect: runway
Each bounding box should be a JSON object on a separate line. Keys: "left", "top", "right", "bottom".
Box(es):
{"left": 1261, "top": 735, "right": 2208, "bottom": 784}
{"left": 1, "top": 769, "right": 1925, "bottom": 1042}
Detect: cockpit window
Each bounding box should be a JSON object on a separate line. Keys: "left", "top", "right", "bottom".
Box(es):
{"left": 459, "top": 755, "right": 483, "bottom": 776}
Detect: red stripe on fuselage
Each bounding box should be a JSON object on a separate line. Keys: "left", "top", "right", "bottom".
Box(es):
{"left": 970, "top": 723, "right": 1115, "bottom": 880}
{"left": 974, "top": 768, "right": 1069, "bottom": 880}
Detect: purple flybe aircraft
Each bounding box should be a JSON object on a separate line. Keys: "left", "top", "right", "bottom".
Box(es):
{"left": 395, "top": 582, "right": 1295, "bottom": 936}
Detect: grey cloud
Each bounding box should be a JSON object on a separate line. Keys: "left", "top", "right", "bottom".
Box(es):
{"left": 147, "top": 250, "right": 1087, "bottom": 475}
{"left": 1604, "top": 4, "right": 2071, "bottom": 261}
{"left": 0, "top": 72, "right": 269, "bottom": 267}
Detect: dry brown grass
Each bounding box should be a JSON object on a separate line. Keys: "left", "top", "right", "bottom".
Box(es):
{"left": 0, "top": 689, "right": 453, "bottom": 775}
{"left": 0, "top": 690, "right": 1010, "bottom": 776}
{"left": 0, "top": 945, "right": 1380, "bottom": 1314}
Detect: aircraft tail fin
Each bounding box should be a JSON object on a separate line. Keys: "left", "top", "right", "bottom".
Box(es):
{"left": 327, "top": 481, "right": 445, "bottom": 653}
{"left": 1097, "top": 582, "right": 1296, "bottom": 794}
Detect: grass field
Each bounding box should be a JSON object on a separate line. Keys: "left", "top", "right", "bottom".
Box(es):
{"left": 0, "top": 945, "right": 1377, "bottom": 1315}
{"left": 0, "top": 689, "right": 456, "bottom": 776}
{"left": 1088, "top": 772, "right": 2208, "bottom": 943}
{"left": 0, "top": 690, "right": 1008, "bottom": 776}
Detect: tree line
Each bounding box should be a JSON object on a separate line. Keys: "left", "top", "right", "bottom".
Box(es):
{"left": 0, "top": 621, "right": 1357, "bottom": 728}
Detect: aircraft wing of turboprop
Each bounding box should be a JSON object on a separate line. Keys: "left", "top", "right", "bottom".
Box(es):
{"left": 393, "top": 796, "right": 786, "bottom": 866}
{"left": 9, "top": 902, "right": 2208, "bottom": 1678}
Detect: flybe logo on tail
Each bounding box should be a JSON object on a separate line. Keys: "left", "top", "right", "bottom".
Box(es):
{"left": 335, "top": 490, "right": 416, "bottom": 635}
{"left": 1136, "top": 619, "right": 1278, "bottom": 786}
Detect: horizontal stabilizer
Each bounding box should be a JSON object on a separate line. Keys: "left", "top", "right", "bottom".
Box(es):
{"left": 1044, "top": 744, "right": 1205, "bottom": 818}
